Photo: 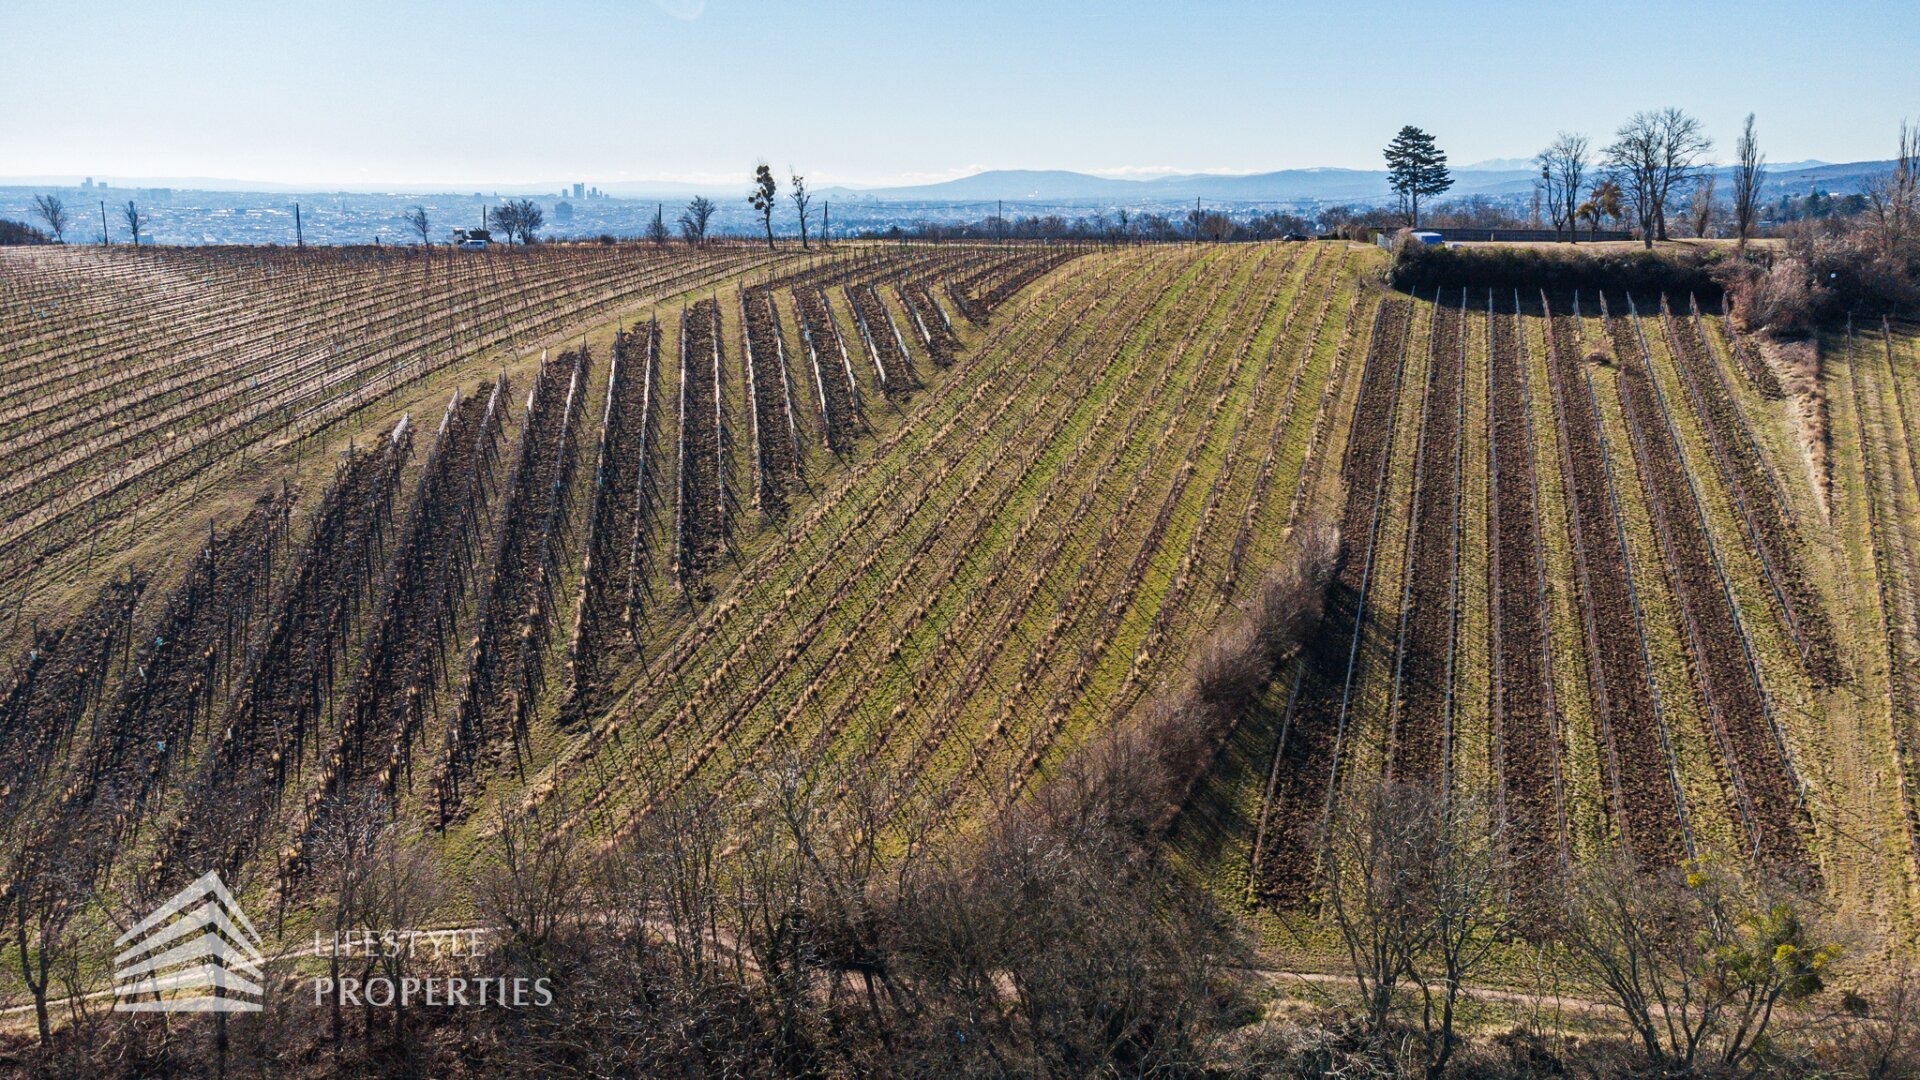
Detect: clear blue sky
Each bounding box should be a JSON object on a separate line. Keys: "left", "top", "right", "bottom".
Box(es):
{"left": 5, "top": 0, "right": 1915, "bottom": 188}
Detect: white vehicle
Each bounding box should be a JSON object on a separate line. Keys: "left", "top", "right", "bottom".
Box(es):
{"left": 457, "top": 237, "right": 488, "bottom": 251}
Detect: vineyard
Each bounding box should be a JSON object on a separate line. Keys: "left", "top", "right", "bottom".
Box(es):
{"left": 2, "top": 238, "right": 1919, "bottom": 963}
{"left": 1197, "top": 282, "right": 1920, "bottom": 941}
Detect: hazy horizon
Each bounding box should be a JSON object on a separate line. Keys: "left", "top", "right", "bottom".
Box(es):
{"left": 0, "top": 156, "right": 1857, "bottom": 199}
{"left": 5, "top": 0, "right": 1914, "bottom": 191}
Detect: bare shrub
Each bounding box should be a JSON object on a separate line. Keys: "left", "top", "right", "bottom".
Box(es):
{"left": 1212, "top": 1011, "right": 1395, "bottom": 1078}
{"left": 1192, "top": 616, "right": 1269, "bottom": 710}
{"left": 1560, "top": 854, "right": 1839, "bottom": 1074}
{"left": 1147, "top": 521, "right": 1338, "bottom": 827}
{"left": 1718, "top": 216, "right": 1920, "bottom": 338}
{"left": 473, "top": 807, "right": 587, "bottom": 977}
{"left": 362, "top": 823, "right": 445, "bottom": 1052}
{"left": 479, "top": 778, "right": 768, "bottom": 1077}
{"left": 1193, "top": 523, "right": 1335, "bottom": 710}
{"left": 1801, "top": 968, "right": 1920, "bottom": 1079}
{"left": 1724, "top": 257, "right": 1819, "bottom": 337}
{"left": 890, "top": 758, "right": 1251, "bottom": 1076}
{"left": 1255, "top": 522, "right": 1338, "bottom": 654}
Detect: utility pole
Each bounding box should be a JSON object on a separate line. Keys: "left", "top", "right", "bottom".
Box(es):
{"left": 294, "top": 203, "right": 303, "bottom": 248}
{"left": 99, "top": 200, "right": 109, "bottom": 245}
{"left": 1195, "top": 196, "right": 1201, "bottom": 244}
{"left": 997, "top": 199, "right": 1003, "bottom": 241}
{"left": 823, "top": 200, "right": 829, "bottom": 247}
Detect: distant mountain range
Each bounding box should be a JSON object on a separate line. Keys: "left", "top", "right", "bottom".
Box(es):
{"left": 825, "top": 159, "right": 1881, "bottom": 206}
{"left": 0, "top": 159, "right": 1889, "bottom": 208}
{"left": 827, "top": 167, "right": 1417, "bottom": 203}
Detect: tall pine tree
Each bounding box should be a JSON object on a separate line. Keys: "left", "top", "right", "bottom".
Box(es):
{"left": 1384, "top": 126, "right": 1453, "bottom": 229}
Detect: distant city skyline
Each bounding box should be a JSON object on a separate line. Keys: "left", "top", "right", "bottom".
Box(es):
{"left": 5, "top": 0, "right": 1915, "bottom": 190}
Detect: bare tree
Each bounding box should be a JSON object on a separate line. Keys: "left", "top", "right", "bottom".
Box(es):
{"left": 1866, "top": 120, "right": 1919, "bottom": 257}
{"left": 487, "top": 202, "right": 520, "bottom": 246}
{"left": 31, "top": 194, "right": 69, "bottom": 243}
{"left": 678, "top": 195, "right": 716, "bottom": 246}
{"left": 1410, "top": 790, "right": 1506, "bottom": 1079}
{"left": 646, "top": 203, "right": 670, "bottom": 245}
{"left": 749, "top": 163, "right": 778, "bottom": 249}
{"left": 484, "top": 201, "right": 542, "bottom": 245}
{"left": 726, "top": 772, "right": 826, "bottom": 1071}
{"left": 7, "top": 845, "right": 90, "bottom": 1048}
{"left": 1535, "top": 132, "right": 1590, "bottom": 242}
{"left": 891, "top": 744, "right": 1249, "bottom": 1076}
{"left": 308, "top": 791, "right": 388, "bottom": 1058}
{"left": 600, "top": 776, "right": 729, "bottom": 991}
{"left": 1732, "top": 113, "right": 1766, "bottom": 253}
{"left": 1321, "top": 782, "right": 1431, "bottom": 1044}
{"left": 511, "top": 198, "right": 543, "bottom": 244}
{"left": 122, "top": 200, "right": 144, "bottom": 246}
{"left": 1561, "top": 854, "right": 1839, "bottom": 1073}
{"left": 225, "top": 938, "right": 306, "bottom": 1079}
{"left": 404, "top": 205, "right": 431, "bottom": 248}
{"left": 473, "top": 808, "right": 586, "bottom": 976}
{"left": 572, "top": 777, "right": 740, "bottom": 1074}
{"left": 788, "top": 171, "right": 812, "bottom": 250}
{"left": 1320, "top": 781, "right": 1508, "bottom": 1074}
{"left": 1605, "top": 107, "right": 1713, "bottom": 246}
{"left": 1687, "top": 172, "right": 1719, "bottom": 238}
{"left": 364, "top": 822, "right": 444, "bottom": 1050}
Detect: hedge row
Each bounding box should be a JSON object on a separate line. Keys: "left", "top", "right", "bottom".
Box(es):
{"left": 1389, "top": 242, "right": 1726, "bottom": 299}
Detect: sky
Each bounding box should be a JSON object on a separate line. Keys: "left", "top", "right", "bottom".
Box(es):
{"left": 4, "top": 0, "right": 1917, "bottom": 190}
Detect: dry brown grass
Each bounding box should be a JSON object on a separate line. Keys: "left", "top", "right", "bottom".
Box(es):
{"left": 1765, "top": 336, "right": 1831, "bottom": 515}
